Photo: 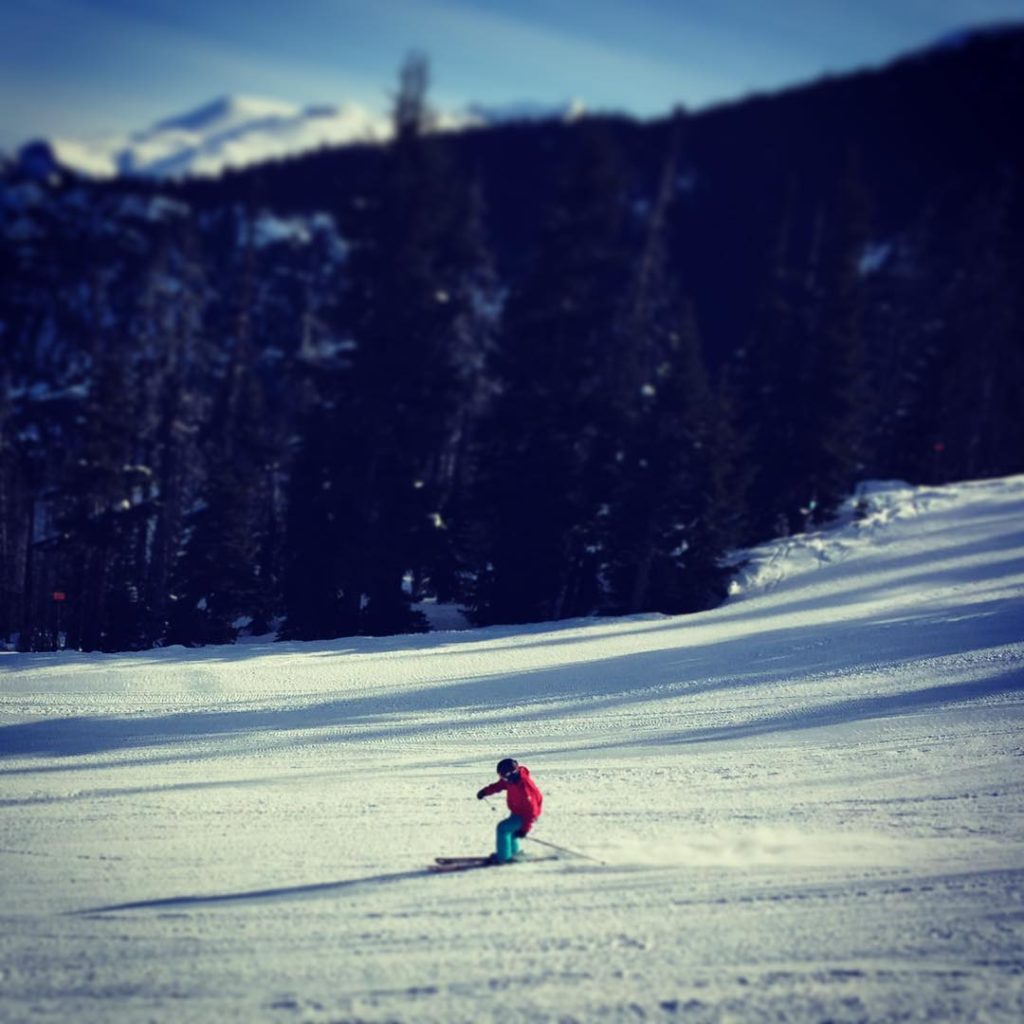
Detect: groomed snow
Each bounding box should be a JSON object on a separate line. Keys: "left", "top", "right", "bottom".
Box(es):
{"left": 2, "top": 476, "right": 1023, "bottom": 1022}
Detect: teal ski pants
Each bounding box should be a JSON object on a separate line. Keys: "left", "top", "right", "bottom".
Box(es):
{"left": 495, "top": 814, "right": 524, "bottom": 862}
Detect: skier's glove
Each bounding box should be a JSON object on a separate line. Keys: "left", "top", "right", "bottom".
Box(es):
{"left": 515, "top": 829, "right": 527, "bottom": 838}
{"left": 476, "top": 789, "right": 487, "bottom": 800}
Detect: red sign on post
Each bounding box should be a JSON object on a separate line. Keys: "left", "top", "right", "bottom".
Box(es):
{"left": 52, "top": 591, "right": 67, "bottom": 602}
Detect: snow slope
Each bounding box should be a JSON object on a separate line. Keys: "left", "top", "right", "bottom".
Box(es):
{"left": 2, "top": 476, "right": 1023, "bottom": 1022}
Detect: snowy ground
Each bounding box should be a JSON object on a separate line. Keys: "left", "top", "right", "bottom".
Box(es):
{"left": 2, "top": 476, "right": 1023, "bottom": 1023}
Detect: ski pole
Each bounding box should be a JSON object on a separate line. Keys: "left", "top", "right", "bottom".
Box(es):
{"left": 525, "top": 835, "right": 605, "bottom": 865}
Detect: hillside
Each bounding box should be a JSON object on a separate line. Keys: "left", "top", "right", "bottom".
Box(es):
{"left": 165, "top": 23, "right": 1024, "bottom": 365}
{"left": 4, "top": 25, "right": 1024, "bottom": 654}
{"left": 2, "top": 474, "right": 1022, "bottom": 1022}
{"left": 17, "top": 94, "right": 587, "bottom": 181}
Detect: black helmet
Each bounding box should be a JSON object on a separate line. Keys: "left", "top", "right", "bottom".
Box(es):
{"left": 496, "top": 758, "right": 519, "bottom": 777}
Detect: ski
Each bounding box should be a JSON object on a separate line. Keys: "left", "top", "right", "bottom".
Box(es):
{"left": 429, "top": 859, "right": 495, "bottom": 873}
{"left": 429, "top": 854, "right": 558, "bottom": 873}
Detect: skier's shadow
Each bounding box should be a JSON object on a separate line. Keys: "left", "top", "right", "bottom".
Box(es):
{"left": 73, "top": 867, "right": 436, "bottom": 915}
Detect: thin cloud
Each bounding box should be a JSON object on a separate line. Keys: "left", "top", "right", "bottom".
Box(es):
{"left": 386, "top": 0, "right": 742, "bottom": 106}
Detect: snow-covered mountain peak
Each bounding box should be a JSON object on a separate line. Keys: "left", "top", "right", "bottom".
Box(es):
{"left": 25, "top": 94, "right": 393, "bottom": 180}
{"left": 152, "top": 94, "right": 303, "bottom": 135}
{"left": 18, "top": 91, "right": 592, "bottom": 181}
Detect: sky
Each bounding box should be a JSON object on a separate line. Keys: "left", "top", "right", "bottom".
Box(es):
{"left": 1, "top": 0, "right": 1022, "bottom": 148}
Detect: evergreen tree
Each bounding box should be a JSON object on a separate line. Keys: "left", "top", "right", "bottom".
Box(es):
{"left": 798, "top": 155, "right": 872, "bottom": 523}
{"left": 471, "top": 126, "right": 629, "bottom": 624}
{"left": 410, "top": 177, "right": 503, "bottom": 607}
{"left": 727, "top": 184, "right": 812, "bottom": 540}
{"left": 168, "top": 210, "right": 279, "bottom": 645}
{"left": 858, "top": 207, "right": 941, "bottom": 482}
{"left": 166, "top": 458, "right": 263, "bottom": 645}
{"left": 605, "top": 303, "right": 734, "bottom": 613}
{"left": 732, "top": 159, "right": 871, "bottom": 540}
{"left": 602, "top": 124, "right": 736, "bottom": 614}
{"left": 922, "top": 173, "right": 1023, "bottom": 481}
{"left": 867, "top": 173, "right": 1024, "bottom": 484}
{"left": 279, "top": 401, "right": 347, "bottom": 640}
{"left": 132, "top": 220, "right": 214, "bottom": 646}
{"left": 52, "top": 335, "right": 149, "bottom": 651}
{"left": 0, "top": 270, "right": 49, "bottom": 648}
{"left": 282, "top": 54, "right": 484, "bottom": 638}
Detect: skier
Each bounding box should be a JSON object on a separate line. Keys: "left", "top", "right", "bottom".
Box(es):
{"left": 476, "top": 757, "right": 544, "bottom": 863}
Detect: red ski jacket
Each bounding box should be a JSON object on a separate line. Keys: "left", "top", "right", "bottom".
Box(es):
{"left": 479, "top": 766, "right": 544, "bottom": 834}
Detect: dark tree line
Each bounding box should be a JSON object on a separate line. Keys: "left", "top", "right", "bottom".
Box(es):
{"left": 2, "top": 54, "right": 1022, "bottom": 652}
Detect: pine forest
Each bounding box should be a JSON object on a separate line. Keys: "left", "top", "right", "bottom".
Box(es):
{"left": 2, "top": 36, "right": 1023, "bottom": 652}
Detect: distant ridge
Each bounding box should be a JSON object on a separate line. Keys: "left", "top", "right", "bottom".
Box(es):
{"left": 16, "top": 92, "right": 588, "bottom": 181}
{"left": 16, "top": 22, "right": 1023, "bottom": 181}
{"left": 923, "top": 19, "right": 1024, "bottom": 54}
{"left": 20, "top": 94, "right": 391, "bottom": 180}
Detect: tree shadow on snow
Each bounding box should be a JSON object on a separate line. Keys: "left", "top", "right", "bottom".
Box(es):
{"left": 4, "top": 496, "right": 1023, "bottom": 768}
{"left": 557, "top": 670, "right": 1024, "bottom": 757}
{"left": 1, "top": 589, "right": 1020, "bottom": 770}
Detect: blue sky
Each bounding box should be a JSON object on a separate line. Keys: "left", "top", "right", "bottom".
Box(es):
{"left": 1, "top": 0, "right": 1021, "bottom": 147}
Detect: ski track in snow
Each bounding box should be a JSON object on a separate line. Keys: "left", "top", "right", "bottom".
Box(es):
{"left": 1, "top": 476, "right": 1023, "bottom": 1022}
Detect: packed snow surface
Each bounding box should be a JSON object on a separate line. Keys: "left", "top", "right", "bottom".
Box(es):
{"left": 2, "top": 476, "right": 1023, "bottom": 1022}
